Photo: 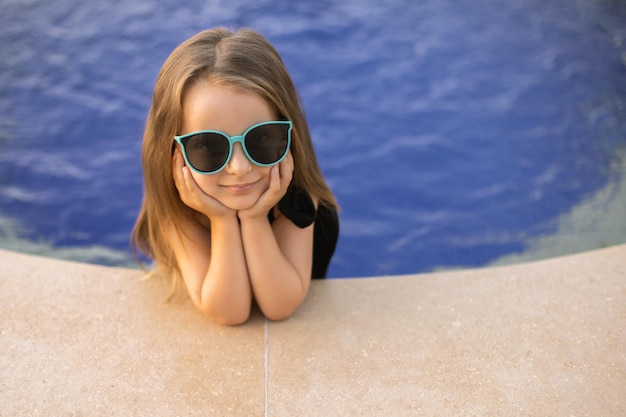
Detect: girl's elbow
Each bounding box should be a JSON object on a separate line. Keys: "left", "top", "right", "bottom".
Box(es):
{"left": 198, "top": 303, "right": 251, "bottom": 326}
{"left": 262, "top": 300, "right": 302, "bottom": 322}
{"left": 216, "top": 313, "right": 250, "bottom": 326}
{"left": 263, "top": 286, "right": 308, "bottom": 321}
{"left": 264, "top": 310, "right": 291, "bottom": 322}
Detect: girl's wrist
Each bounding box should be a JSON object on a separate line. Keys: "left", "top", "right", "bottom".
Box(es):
{"left": 206, "top": 210, "right": 239, "bottom": 225}
{"left": 237, "top": 210, "right": 271, "bottom": 225}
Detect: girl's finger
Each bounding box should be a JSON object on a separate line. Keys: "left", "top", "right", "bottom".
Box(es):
{"left": 182, "top": 166, "right": 198, "bottom": 194}
{"left": 172, "top": 150, "right": 187, "bottom": 181}
{"left": 269, "top": 164, "right": 280, "bottom": 191}
{"left": 280, "top": 154, "right": 294, "bottom": 185}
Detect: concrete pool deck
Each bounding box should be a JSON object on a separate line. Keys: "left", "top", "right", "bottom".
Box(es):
{"left": 1, "top": 245, "right": 625, "bottom": 416}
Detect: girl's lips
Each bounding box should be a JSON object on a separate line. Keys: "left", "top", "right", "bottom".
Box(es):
{"left": 222, "top": 180, "right": 259, "bottom": 194}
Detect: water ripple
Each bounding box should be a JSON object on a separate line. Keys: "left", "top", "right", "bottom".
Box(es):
{"left": 1, "top": 0, "right": 625, "bottom": 276}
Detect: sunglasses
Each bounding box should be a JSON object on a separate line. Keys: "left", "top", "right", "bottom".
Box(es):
{"left": 174, "top": 120, "right": 292, "bottom": 174}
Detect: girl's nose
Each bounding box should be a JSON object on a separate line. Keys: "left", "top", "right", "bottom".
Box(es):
{"left": 225, "top": 143, "right": 252, "bottom": 176}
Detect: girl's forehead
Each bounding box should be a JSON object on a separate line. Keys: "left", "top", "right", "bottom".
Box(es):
{"left": 181, "top": 82, "right": 278, "bottom": 134}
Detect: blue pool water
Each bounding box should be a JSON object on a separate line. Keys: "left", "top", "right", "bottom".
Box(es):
{"left": 1, "top": 0, "right": 625, "bottom": 277}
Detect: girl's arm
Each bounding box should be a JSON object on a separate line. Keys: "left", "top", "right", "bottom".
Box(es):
{"left": 239, "top": 212, "right": 314, "bottom": 321}
{"left": 169, "top": 152, "right": 252, "bottom": 325}
{"left": 238, "top": 156, "right": 314, "bottom": 321}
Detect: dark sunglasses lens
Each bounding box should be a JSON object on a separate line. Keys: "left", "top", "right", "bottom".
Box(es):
{"left": 244, "top": 124, "right": 289, "bottom": 165}
{"left": 183, "top": 133, "right": 230, "bottom": 172}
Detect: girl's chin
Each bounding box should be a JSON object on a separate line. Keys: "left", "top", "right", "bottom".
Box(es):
{"left": 219, "top": 196, "right": 259, "bottom": 212}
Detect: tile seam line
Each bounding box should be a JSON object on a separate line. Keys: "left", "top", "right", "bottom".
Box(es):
{"left": 264, "top": 318, "right": 269, "bottom": 417}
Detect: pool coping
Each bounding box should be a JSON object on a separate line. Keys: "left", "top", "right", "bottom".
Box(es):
{"left": 1, "top": 245, "right": 625, "bottom": 416}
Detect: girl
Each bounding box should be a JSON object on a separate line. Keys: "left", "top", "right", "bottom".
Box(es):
{"left": 131, "top": 28, "right": 339, "bottom": 325}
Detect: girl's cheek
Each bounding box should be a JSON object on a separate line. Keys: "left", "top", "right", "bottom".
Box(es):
{"left": 190, "top": 172, "right": 218, "bottom": 194}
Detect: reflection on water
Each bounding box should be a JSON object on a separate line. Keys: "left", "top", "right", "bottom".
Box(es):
{"left": 1, "top": 0, "right": 625, "bottom": 277}
{"left": 489, "top": 146, "right": 626, "bottom": 267}
{"left": 0, "top": 214, "right": 135, "bottom": 266}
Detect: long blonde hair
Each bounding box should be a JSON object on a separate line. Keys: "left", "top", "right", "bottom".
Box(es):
{"left": 131, "top": 27, "right": 337, "bottom": 289}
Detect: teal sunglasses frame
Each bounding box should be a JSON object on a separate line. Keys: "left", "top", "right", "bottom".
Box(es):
{"left": 174, "top": 120, "right": 292, "bottom": 175}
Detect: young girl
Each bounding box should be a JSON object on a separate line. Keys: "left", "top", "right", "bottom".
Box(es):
{"left": 131, "top": 28, "right": 339, "bottom": 325}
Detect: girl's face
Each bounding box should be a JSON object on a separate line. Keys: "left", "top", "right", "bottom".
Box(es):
{"left": 179, "top": 81, "right": 278, "bottom": 211}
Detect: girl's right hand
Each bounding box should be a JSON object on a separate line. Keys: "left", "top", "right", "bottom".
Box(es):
{"left": 172, "top": 149, "right": 235, "bottom": 220}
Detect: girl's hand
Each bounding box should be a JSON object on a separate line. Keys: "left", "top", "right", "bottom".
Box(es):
{"left": 172, "top": 149, "right": 235, "bottom": 220}
{"left": 238, "top": 152, "right": 294, "bottom": 221}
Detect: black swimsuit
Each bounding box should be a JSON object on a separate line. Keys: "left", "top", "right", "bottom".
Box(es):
{"left": 268, "top": 186, "right": 339, "bottom": 278}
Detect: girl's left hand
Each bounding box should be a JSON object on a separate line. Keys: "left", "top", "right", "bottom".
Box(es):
{"left": 238, "top": 152, "right": 293, "bottom": 221}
